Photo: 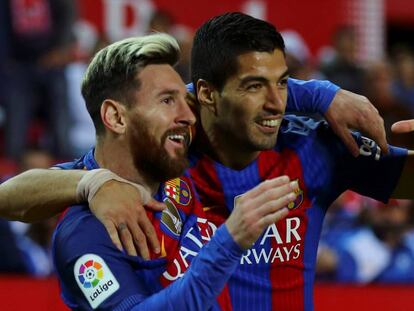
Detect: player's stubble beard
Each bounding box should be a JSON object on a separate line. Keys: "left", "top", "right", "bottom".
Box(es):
{"left": 218, "top": 96, "right": 280, "bottom": 152}
{"left": 128, "top": 117, "right": 190, "bottom": 183}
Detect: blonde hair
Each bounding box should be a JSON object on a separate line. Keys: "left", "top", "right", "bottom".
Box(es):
{"left": 81, "top": 33, "right": 181, "bottom": 134}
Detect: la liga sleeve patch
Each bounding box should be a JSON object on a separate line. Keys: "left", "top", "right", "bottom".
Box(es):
{"left": 74, "top": 254, "right": 120, "bottom": 309}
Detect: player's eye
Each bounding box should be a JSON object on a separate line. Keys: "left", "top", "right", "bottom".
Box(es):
{"left": 278, "top": 78, "right": 288, "bottom": 88}
{"left": 162, "top": 96, "right": 174, "bottom": 105}
{"left": 246, "top": 83, "right": 263, "bottom": 91}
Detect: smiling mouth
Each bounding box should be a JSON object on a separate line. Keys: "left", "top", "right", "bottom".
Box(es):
{"left": 256, "top": 119, "right": 281, "bottom": 128}
{"left": 168, "top": 134, "right": 186, "bottom": 144}
{"left": 166, "top": 129, "right": 192, "bottom": 148}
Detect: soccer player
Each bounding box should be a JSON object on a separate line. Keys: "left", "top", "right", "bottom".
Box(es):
{"left": 0, "top": 62, "right": 386, "bottom": 258}
{"left": 52, "top": 33, "right": 300, "bottom": 310}
{"left": 184, "top": 13, "right": 413, "bottom": 310}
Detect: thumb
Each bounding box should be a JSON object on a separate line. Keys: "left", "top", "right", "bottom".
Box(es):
{"left": 145, "top": 198, "right": 166, "bottom": 211}
{"left": 391, "top": 120, "right": 414, "bottom": 134}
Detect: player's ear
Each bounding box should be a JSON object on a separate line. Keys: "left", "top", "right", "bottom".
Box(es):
{"left": 101, "top": 99, "right": 127, "bottom": 135}
{"left": 197, "top": 79, "right": 218, "bottom": 115}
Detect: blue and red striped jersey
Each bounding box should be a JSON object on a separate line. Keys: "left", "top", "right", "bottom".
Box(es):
{"left": 52, "top": 78, "right": 341, "bottom": 310}
{"left": 52, "top": 149, "right": 243, "bottom": 310}
{"left": 187, "top": 115, "right": 407, "bottom": 311}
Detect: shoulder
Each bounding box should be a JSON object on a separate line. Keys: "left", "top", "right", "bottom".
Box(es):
{"left": 277, "top": 115, "right": 341, "bottom": 155}
{"left": 52, "top": 206, "right": 137, "bottom": 309}
{"left": 53, "top": 149, "right": 95, "bottom": 170}
{"left": 280, "top": 115, "right": 330, "bottom": 137}
{"left": 53, "top": 205, "right": 115, "bottom": 263}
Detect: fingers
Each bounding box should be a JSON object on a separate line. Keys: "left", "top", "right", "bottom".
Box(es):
{"left": 107, "top": 215, "right": 156, "bottom": 259}
{"left": 138, "top": 210, "right": 160, "bottom": 255}
{"left": 259, "top": 207, "right": 290, "bottom": 227}
{"left": 118, "top": 222, "right": 138, "bottom": 257}
{"left": 122, "top": 209, "right": 156, "bottom": 259}
{"left": 128, "top": 223, "right": 150, "bottom": 260}
{"left": 325, "top": 89, "right": 389, "bottom": 156}
{"left": 252, "top": 180, "right": 298, "bottom": 210}
{"left": 145, "top": 198, "right": 166, "bottom": 211}
{"left": 391, "top": 119, "right": 414, "bottom": 134}
{"left": 256, "top": 190, "right": 297, "bottom": 218}
{"left": 227, "top": 182, "right": 298, "bottom": 250}
{"left": 362, "top": 110, "right": 388, "bottom": 154}
{"left": 334, "top": 126, "right": 360, "bottom": 157}
{"left": 243, "top": 175, "right": 290, "bottom": 200}
{"left": 103, "top": 220, "right": 123, "bottom": 252}
{"left": 89, "top": 180, "right": 161, "bottom": 259}
{"left": 369, "top": 123, "right": 388, "bottom": 155}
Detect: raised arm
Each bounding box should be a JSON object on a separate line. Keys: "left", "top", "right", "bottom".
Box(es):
{"left": 188, "top": 80, "right": 388, "bottom": 157}
{"left": 0, "top": 169, "right": 84, "bottom": 221}
{"left": 0, "top": 168, "right": 164, "bottom": 259}
{"left": 287, "top": 79, "right": 388, "bottom": 157}
{"left": 337, "top": 118, "right": 414, "bottom": 200}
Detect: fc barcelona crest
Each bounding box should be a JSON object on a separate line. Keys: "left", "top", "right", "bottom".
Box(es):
{"left": 164, "top": 178, "right": 192, "bottom": 205}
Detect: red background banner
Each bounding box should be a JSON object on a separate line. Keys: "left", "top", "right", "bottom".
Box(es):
{"left": 1, "top": 277, "right": 413, "bottom": 311}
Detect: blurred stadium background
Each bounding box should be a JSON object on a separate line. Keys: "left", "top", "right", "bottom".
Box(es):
{"left": 1, "top": 0, "right": 414, "bottom": 310}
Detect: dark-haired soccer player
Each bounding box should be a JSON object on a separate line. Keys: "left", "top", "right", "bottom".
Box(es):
{"left": 185, "top": 12, "right": 413, "bottom": 310}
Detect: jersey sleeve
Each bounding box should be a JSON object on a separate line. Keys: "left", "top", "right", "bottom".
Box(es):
{"left": 286, "top": 78, "right": 340, "bottom": 114}
{"left": 53, "top": 207, "right": 154, "bottom": 310}
{"left": 281, "top": 116, "right": 407, "bottom": 205}
{"left": 130, "top": 224, "right": 242, "bottom": 311}
{"left": 54, "top": 206, "right": 243, "bottom": 311}
{"left": 335, "top": 133, "right": 407, "bottom": 203}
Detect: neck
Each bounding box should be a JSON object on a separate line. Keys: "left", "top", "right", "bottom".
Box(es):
{"left": 94, "top": 136, "right": 159, "bottom": 195}
{"left": 196, "top": 124, "right": 259, "bottom": 170}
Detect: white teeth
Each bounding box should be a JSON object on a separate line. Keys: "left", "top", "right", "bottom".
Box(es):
{"left": 260, "top": 119, "right": 280, "bottom": 127}
{"left": 168, "top": 134, "right": 185, "bottom": 141}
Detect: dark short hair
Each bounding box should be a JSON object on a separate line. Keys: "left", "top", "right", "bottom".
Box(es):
{"left": 191, "top": 12, "right": 285, "bottom": 92}
{"left": 81, "top": 33, "right": 180, "bottom": 135}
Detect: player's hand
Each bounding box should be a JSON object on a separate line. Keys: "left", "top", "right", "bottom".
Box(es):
{"left": 391, "top": 119, "right": 414, "bottom": 133}
{"left": 324, "top": 89, "right": 388, "bottom": 157}
{"left": 226, "top": 176, "right": 298, "bottom": 250}
{"left": 89, "top": 180, "right": 165, "bottom": 259}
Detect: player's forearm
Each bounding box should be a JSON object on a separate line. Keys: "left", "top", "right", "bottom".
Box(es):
{"left": 0, "top": 169, "right": 85, "bottom": 222}
{"left": 130, "top": 225, "right": 242, "bottom": 311}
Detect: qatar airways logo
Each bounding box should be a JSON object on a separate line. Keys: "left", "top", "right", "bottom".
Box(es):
{"left": 162, "top": 217, "right": 217, "bottom": 282}
{"left": 161, "top": 216, "right": 303, "bottom": 283}
{"left": 240, "top": 217, "right": 302, "bottom": 265}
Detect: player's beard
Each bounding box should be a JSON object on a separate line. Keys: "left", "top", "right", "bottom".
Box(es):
{"left": 128, "top": 117, "right": 190, "bottom": 183}
{"left": 217, "top": 96, "right": 281, "bottom": 153}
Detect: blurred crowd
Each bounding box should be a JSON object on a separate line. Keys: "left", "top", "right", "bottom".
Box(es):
{"left": 0, "top": 0, "right": 414, "bottom": 284}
